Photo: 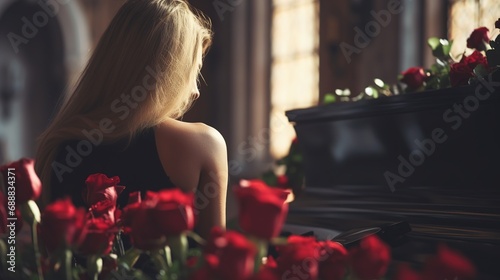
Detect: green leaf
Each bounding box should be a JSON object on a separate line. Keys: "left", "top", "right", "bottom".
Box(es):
{"left": 441, "top": 39, "right": 452, "bottom": 57}
{"left": 323, "top": 93, "right": 336, "bottom": 104}
{"left": 87, "top": 256, "right": 103, "bottom": 280}
{"left": 118, "top": 248, "right": 142, "bottom": 270}
{"left": 428, "top": 37, "right": 441, "bottom": 50}
{"left": 261, "top": 170, "right": 278, "bottom": 184}
{"left": 374, "top": 78, "right": 385, "bottom": 88}
{"left": 365, "top": 87, "right": 379, "bottom": 98}
{"left": 473, "top": 64, "right": 489, "bottom": 78}
{"left": 167, "top": 234, "right": 188, "bottom": 266}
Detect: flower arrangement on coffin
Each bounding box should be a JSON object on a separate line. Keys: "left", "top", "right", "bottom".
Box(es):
{"left": 0, "top": 158, "right": 480, "bottom": 280}
{"left": 259, "top": 19, "right": 500, "bottom": 198}
{"left": 323, "top": 18, "right": 500, "bottom": 103}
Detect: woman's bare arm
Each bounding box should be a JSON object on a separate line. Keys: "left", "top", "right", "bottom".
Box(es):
{"left": 155, "top": 120, "right": 228, "bottom": 238}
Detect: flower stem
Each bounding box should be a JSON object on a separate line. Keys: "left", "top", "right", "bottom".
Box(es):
{"left": 185, "top": 231, "right": 206, "bottom": 246}
{"left": 87, "top": 256, "right": 103, "bottom": 280}
{"left": 249, "top": 237, "right": 268, "bottom": 274}
{"left": 0, "top": 239, "right": 7, "bottom": 273}
{"left": 168, "top": 234, "right": 188, "bottom": 266}
{"left": 117, "top": 248, "right": 141, "bottom": 270}
{"left": 164, "top": 246, "right": 172, "bottom": 268}
{"left": 56, "top": 249, "right": 73, "bottom": 280}
{"left": 22, "top": 201, "right": 44, "bottom": 280}
{"left": 31, "top": 218, "right": 44, "bottom": 280}
{"left": 150, "top": 247, "right": 172, "bottom": 276}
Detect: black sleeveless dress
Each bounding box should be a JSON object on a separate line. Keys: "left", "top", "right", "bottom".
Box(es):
{"left": 50, "top": 127, "right": 176, "bottom": 208}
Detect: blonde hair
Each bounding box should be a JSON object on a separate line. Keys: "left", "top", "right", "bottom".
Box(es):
{"left": 35, "top": 0, "right": 212, "bottom": 198}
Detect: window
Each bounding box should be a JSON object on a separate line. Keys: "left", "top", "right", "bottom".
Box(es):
{"left": 271, "top": 0, "right": 320, "bottom": 158}
{"left": 449, "top": 0, "right": 500, "bottom": 56}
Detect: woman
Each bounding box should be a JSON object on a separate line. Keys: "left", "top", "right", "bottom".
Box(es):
{"left": 35, "top": 0, "right": 227, "bottom": 238}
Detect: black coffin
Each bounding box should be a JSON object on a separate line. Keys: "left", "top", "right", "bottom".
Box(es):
{"left": 285, "top": 85, "right": 500, "bottom": 278}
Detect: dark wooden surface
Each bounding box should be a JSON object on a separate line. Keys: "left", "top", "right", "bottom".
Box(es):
{"left": 286, "top": 85, "right": 500, "bottom": 278}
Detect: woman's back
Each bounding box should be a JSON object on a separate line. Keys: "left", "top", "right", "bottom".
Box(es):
{"left": 35, "top": 0, "right": 226, "bottom": 238}
{"left": 50, "top": 127, "right": 175, "bottom": 208}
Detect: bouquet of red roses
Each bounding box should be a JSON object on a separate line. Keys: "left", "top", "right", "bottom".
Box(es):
{"left": 0, "top": 158, "right": 478, "bottom": 280}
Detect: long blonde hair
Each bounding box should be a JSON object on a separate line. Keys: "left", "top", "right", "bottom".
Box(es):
{"left": 35, "top": 0, "right": 212, "bottom": 198}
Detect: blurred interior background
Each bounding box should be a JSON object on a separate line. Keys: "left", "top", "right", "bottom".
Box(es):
{"left": 0, "top": 0, "right": 498, "bottom": 186}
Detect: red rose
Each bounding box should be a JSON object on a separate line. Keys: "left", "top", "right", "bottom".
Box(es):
{"left": 204, "top": 226, "right": 226, "bottom": 255}
{"left": 128, "top": 191, "right": 141, "bottom": 204}
{"left": 122, "top": 189, "right": 195, "bottom": 250}
{"left": 276, "top": 236, "right": 319, "bottom": 280}
{"left": 83, "top": 174, "right": 125, "bottom": 224}
{"left": 253, "top": 256, "right": 280, "bottom": 280}
{"left": 450, "top": 51, "right": 489, "bottom": 87}
{"left": 39, "top": 198, "right": 87, "bottom": 253}
{"left": 122, "top": 201, "right": 166, "bottom": 250}
{"left": 394, "top": 264, "right": 421, "bottom": 280}
{"left": 401, "top": 67, "right": 427, "bottom": 89}
{"left": 450, "top": 62, "right": 474, "bottom": 87}
{"left": 462, "top": 50, "right": 488, "bottom": 68}
{"left": 317, "top": 241, "right": 348, "bottom": 280}
{"left": 235, "top": 179, "right": 289, "bottom": 239}
{"left": 204, "top": 228, "right": 256, "bottom": 280}
{"left": 276, "top": 175, "right": 289, "bottom": 189}
{"left": 148, "top": 189, "right": 195, "bottom": 236}
{"left": 0, "top": 158, "right": 42, "bottom": 204}
{"left": 77, "top": 217, "right": 116, "bottom": 256}
{"left": 466, "top": 27, "right": 489, "bottom": 50}
{"left": 421, "top": 244, "right": 476, "bottom": 280}
{"left": 349, "top": 235, "right": 391, "bottom": 280}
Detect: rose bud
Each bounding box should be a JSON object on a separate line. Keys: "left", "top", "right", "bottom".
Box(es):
{"left": 450, "top": 51, "right": 489, "bottom": 87}
{"left": 450, "top": 62, "right": 474, "bottom": 87}
{"left": 276, "top": 175, "right": 289, "bottom": 189}
{"left": 122, "top": 201, "right": 166, "bottom": 251}
{"left": 0, "top": 158, "right": 42, "bottom": 204}
{"left": 349, "top": 235, "right": 391, "bottom": 280}
{"left": 462, "top": 50, "right": 489, "bottom": 68}
{"left": 148, "top": 189, "right": 195, "bottom": 236}
{"left": 205, "top": 229, "right": 257, "bottom": 280}
{"left": 235, "top": 179, "right": 289, "bottom": 239}
{"left": 400, "top": 67, "right": 426, "bottom": 89}
{"left": 466, "top": 27, "right": 489, "bottom": 51}
{"left": 421, "top": 244, "right": 476, "bottom": 280}
{"left": 128, "top": 191, "right": 141, "bottom": 204}
{"left": 276, "top": 236, "right": 319, "bottom": 280}
{"left": 39, "top": 198, "right": 87, "bottom": 253}
{"left": 77, "top": 217, "right": 116, "bottom": 256}
{"left": 83, "top": 173, "right": 125, "bottom": 224}
{"left": 317, "top": 241, "right": 348, "bottom": 280}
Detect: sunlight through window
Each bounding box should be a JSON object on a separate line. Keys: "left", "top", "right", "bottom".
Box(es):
{"left": 271, "top": 0, "right": 319, "bottom": 158}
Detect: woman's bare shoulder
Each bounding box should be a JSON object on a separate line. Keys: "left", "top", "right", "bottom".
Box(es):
{"left": 154, "top": 119, "right": 227, "bottom": 189}
{"left": 155, "top": 119, "right": 226, "bottom": 152}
